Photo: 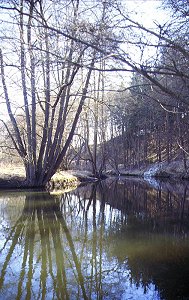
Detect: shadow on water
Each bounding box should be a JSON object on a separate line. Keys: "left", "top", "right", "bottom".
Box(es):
{"left": 0, "top": 178, "right": 189, "bottom": 299}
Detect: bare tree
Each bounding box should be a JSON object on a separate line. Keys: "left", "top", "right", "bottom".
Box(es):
{"left": 0, "top": 0, "right": 117, "bottom": 186}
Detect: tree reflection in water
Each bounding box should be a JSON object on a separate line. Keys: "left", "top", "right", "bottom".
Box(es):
{"left": 0, "top": 192, "right": 88, "bottom": 300}
{"left": 0, "top": 179, "right": 189, "bottom": 299}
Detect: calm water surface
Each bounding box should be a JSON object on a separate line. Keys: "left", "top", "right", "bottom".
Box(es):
{"left": 0, "top": 177, "right": 189, "bottom": 300}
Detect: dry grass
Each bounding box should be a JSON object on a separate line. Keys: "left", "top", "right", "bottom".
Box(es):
{"left": 0, "top": 164, "right": 25, "bottom": 188}
{"left": 0, "top": 164, "right": 25, "bottom": 179}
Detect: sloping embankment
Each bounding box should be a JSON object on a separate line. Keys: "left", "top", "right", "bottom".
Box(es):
{"left": 108, "top": 160, "right": 189, "bottom": 180}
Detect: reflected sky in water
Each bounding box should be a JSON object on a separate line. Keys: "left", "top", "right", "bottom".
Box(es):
{"left": 0, "top": 178, "right": 189, "bottom": 299}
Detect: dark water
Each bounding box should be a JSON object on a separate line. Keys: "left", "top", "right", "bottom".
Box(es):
{"left": 0, "top": 177, "right": 189, "bottom": 300}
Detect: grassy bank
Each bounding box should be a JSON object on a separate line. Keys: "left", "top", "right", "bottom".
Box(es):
{"left": 0, "top": 164, "right": 25, "bottom": 188}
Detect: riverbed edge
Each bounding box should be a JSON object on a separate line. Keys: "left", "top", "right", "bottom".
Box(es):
{"left": 0, "top": 160, "right": 189, "bottom": 189}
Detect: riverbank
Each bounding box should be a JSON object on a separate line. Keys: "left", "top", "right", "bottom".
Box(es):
{"left": 0, "top": 159, "right": 189, "bottom": 189}
{"left": 0, "top": 165, "right": 25, "bottom": 189}
{"left": 110, "top": 160, "right": 189, "bottom": 179}
{"left": 0, "top": 167, "right": 99, "bottom": 189}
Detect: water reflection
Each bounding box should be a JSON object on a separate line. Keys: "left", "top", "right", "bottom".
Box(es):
{"left": 0, "top": 179, "right": 189, "bottom": 299}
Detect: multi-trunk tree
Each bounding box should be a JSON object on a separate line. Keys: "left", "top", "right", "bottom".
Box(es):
{"left": 0, "top": 0, "right": 117, "bottom": 186}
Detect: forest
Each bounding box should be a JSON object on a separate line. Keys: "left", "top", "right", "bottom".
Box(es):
{"left": 0, "top": 0, "right": 189, "bottom": 187}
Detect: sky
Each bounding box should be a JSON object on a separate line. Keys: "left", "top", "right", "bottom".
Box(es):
{"left": 126, "top": 0, "right": 169, "bottom": 27}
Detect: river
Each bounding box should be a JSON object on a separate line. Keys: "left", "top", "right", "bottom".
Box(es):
{"left": 0, "top": 177, "right": 189, "bottom": 300}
